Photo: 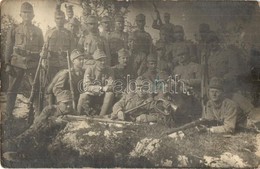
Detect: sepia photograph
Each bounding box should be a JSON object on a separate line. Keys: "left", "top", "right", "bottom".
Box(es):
{"left": 0, "top": 0, "right": 260, "bottom": 168}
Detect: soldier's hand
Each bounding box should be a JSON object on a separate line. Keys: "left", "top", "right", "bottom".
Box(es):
{"left": 5, "top": 65, "right": 15, "bottom": 76}
{"left": 117, "top": 111, "right": 125, "bottom": 121}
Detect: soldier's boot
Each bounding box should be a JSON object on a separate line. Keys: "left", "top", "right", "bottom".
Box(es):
{"left": 77, "top": 93, "right": 92, "bottom": 115}
{"left": 99, "top": 92, "right": 114, "bottom": 116}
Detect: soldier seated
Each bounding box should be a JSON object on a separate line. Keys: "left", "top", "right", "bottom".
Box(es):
{"left": 47, "top": 49, "right": 85, "bottom": 110}
{"left": 78, "top": 49, "right": 114, "bottom": 116}
{"left": 111, "top": 76, "right": 158, "bottom": 123}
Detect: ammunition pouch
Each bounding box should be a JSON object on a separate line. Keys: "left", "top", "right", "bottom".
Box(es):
{"left": 11, "top": 47, "right": 40, "bottom": 69}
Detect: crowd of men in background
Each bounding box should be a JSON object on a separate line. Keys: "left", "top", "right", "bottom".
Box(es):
{"left": 3, "top": 1, "right": 260, "bottom": 143}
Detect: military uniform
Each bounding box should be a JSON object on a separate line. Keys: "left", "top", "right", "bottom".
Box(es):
{"left": 4, "top": 91, "right": 77, "bottom": 159}
{"left": 203, "top": 77, "right": 238, "bottom": 133}
{"left": 42, "top": 10, "right": 76, "bottom": 82}
{"left": 77, "top": 50, "right": 114, "bottom": 116}
{"left": 5, "top": 2, "right": 44, "bottom": 119}
{"left": 130, "top": 14, "right": 153, "bottom": 55}
{"left": 77, "top": 15, "right": 111, "bottom": 66}
{"left": 109, "top": 16, "right": 129, "bottom": 66}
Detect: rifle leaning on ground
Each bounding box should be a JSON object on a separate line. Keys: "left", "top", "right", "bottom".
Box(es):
{"left": 66, "top": 50, "right": 76, "bottom": 109}
{"left": 60, "top": 115, "right": 139, "bottom": 125}
{"left": 27, "top": 49, "right": 47, "bottom": 125}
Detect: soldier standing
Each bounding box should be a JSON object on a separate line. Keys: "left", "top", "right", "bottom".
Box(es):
{"left": 77, "top": 15, "right": 111, "bottom": 66}
{"left": 5, "top": 2, "right": 44, "bottom": 121}
{"left": 152, "top": 12, "right": 175, "bottom": 42}
{"left": 41, "top": 9, "right": 76, "bottom": 82}
{"left": 171, "top": 25, "right": 197, "bottom": 65}
{"left": 109, "top": 16, "right": 128, "bottom": 66}
{"left": 66, "top": 17, "right": 81, "bottom": 43}
{"left": 100, "top": 16, "right": 112, "bottom": 40}
{"left": 77, "top": 49, "right": 114, "bottom": 116}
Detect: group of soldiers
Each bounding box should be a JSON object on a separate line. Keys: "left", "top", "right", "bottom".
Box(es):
{"left": 2, "top": 1, "right": 260, "bottom": 162}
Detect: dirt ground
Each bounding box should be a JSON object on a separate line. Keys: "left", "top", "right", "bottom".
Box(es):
{"left": 1, "top": 93, "right": 260, "bottom": 168}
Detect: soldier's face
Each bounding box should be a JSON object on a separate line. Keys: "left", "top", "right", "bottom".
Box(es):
{"left": 164, "top": 15, "right": 170, "bottom": 23}
{"left": 96, "top": 57, "right": 106, "bottom": 69}
{"left": 178, "top": 53, "right": 188, "bottom": 63}
{"left": 160, "top": 31, "right": 167, "bottom": 41}
{"left": 115, "top": 21, "right": 124, "bottom": 31}
{"left": 69, "top": 24, "right": 79, "bottom": 34}
{"left": 66, "top": 11, "right": 74, "bottom": 19}
{"left": 59, "top": 101, "right": 73, "bottom": 114}
{"left": 20, "top": 11, "right": 34, "bottom": 22}
{"left": 73, "top": 56, "right": 84, "bottom": 69}
{"left": 102, "top": 21, "right": 111, "bottom": 31}
{"left": 55, "top": 16, "right": 65, "bottom": 27}
{"left": 209, "top": 88, "right": 223, "bottom": 102}
{"left": 118, "top": 55, "right": 128, "bottom": 66}
{"left": 147, "top": 61, "right": 157, "bottom": 71}
{"left": 136, "top": 20, "right": 145, "bottom": 29}
{"left": 87, "top": 22, "right": 98, "bottom": 33}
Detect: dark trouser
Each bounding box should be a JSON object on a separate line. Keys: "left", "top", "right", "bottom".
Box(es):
{"left": 6, "top": 67, "right": 40, "bottom": 120}
{"left": 77, "top": 92, "right": 114, "bottom": 116}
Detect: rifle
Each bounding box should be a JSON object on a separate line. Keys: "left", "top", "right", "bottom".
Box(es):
{"left": 124, "top": 100, "right": 153, "bottom": 115}
{"left": 201, "top": 47, "right": 209, "bottom": 117}
{"left": 61, "top": 115, "right": 139, "bottom": 125}
{"left": 66, "top": 50, "right": 76, "bottom": 109}
{"left": 152, "top": 1, "right": 163, "bottom": 26}
{"left": 161, "top": 118, "right": 219, "bottom": 136}
{"left": 27, "top": 50, "right": 46, "bottom": 125}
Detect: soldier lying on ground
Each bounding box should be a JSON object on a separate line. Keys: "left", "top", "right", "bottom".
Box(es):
{"left": 47, "top": 49, "right": 84, "bottom": 109}
{"left": 77, "top": 49, "right": 114, "bottom": 116}
{"left": 202, "top": 77, "right": 239, "bottom": 133}
{"left": 2, "top": 90, "right": 77, "bottom": 163}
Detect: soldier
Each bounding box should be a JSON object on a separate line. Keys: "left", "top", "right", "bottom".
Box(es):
{"left": 77, "top": 15, "right": 111, "bottom": 66}
{"left": 203, "top": 77, "right": 239, "bottom": 133}
{"left": 156, "top": 42, "right": 172, "bottom": 77}
{"left": 77, "top": 49, "right": 114, "bottom": 116}
{"left": 100, "top": 16, "right": 112, "bottom": 40}
{"left": 65, "top": 4, "right": 74, "bottom": 22}
{"left": 4, "top": 2, "right": 44, "bottom": 121}
{"left": 171, "top": 25, "right": 197, "bottom": 65}
{"left": 155, "top": 28, "right": 174, "bottom": 58}
{"left": 173, "top": 46, "right": 201, "bottom": 98}
{"left": 152, "top": 12, "right": 174, "bottom": 42}
{"left": 41, "top": 9, "right": 76, "bottom": 82}
{"left": 130, "top": 13, "right": 153, "bottom": 56}
{"left": 109, "top": 15, "right": 128, "bottom": 66}
{"left": 66, "top": 17, "right": 80, "bottom": 43}
{"left": 47, "top": 49, "right": 84, "bottom": 108}
{"left": 3, "top": 90, "right": 77, "bottom": 161}
{"left": 111, "top": 76, "right": 156, "bottom": 123}
{"left": 207, "top": 34, "right": 255, "bottom": 119}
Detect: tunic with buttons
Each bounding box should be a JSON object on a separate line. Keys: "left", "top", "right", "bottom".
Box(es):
{"left": 130, "top": 29, "right": 153, "bottom": 55}
{"left": 5, "top": 23, "right": 44, "bottom": 69}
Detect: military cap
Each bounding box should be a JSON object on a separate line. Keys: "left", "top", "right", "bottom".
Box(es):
{"left": 209, "top": 77, "right": 224, "bottom": 90}
{"left": 69, "top": 17, "right": 80, "bottom": 25}
{"left": 135, "top": 14, "right": 145, "bottom": 21}
{"left": 118, "top": 48, "right": 129, "bottom": 58}
{"left": 199, "top": 23, "right": 210, "bottom": 33}
{"left": 56, "top": 90, "right": 72, "bottom": 103}
{"left": 147, "top": 53, "right": 157, "bottom": 62}
{"left": 174, "top": 25, "right": 184, "bottom": 33}
{"left": 55, "top": 10, "right": 65, "bottom": 18}
{"left": 101, "top": 16, "right": 111, "bottom": 23}
{"left": 93, "top": 49, "right": 106, "bottom": 60}
{"left": 115, "top": 15, "right": 124, "bottom": 22}
{"left": 65, "top": 4, "right": 73, "bottom": 12}
{"left": 20, "top": 2, "right": 34, "bottom": 13}
{"left": 164, "top": 12, "right": 170, "bottom": 17}
{"left": 86, "top": 15, "right": 98, "bottom": 24}
{"left": 71, "top": 49, "right": 84, "bottom": 61}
